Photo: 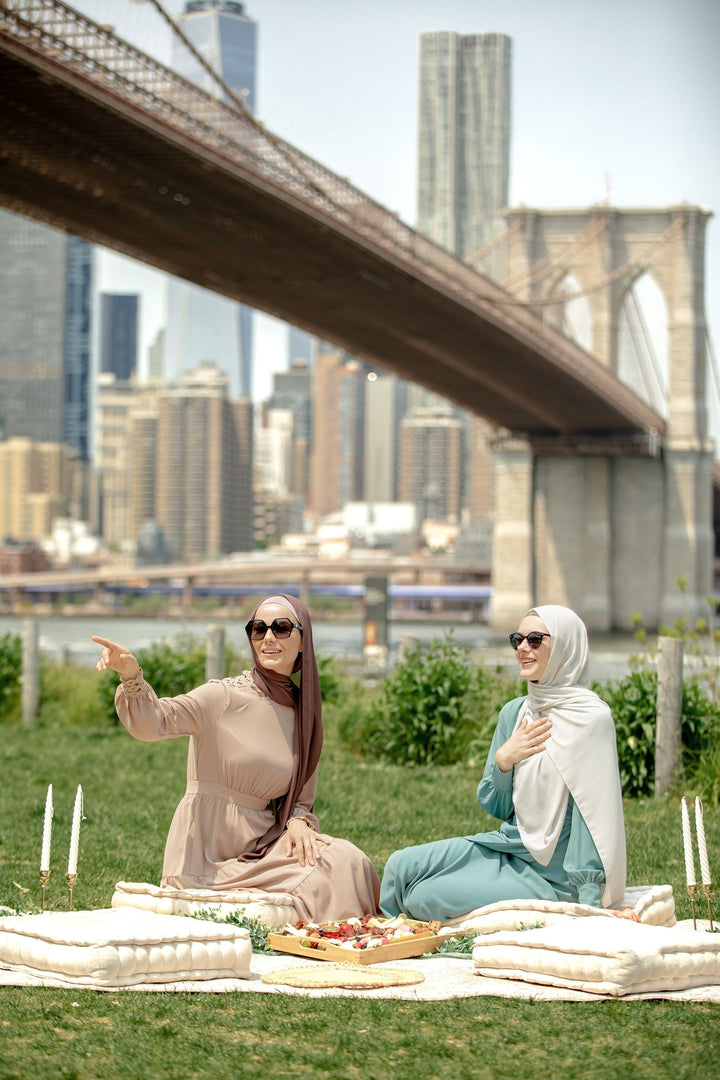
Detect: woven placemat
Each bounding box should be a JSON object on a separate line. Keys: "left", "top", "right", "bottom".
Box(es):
{"left": 260, "top": 963, "right": 425, "bottom": 989}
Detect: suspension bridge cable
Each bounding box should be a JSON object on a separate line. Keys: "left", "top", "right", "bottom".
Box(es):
{"left": 620, "top": 289, "right": 664, "bottom": 410}
{"left": 491, "top": 215, "right": 686, "bottom": 309}
{"left": 464, "top": 219, "right": 523, "bottom": 266}
{"left": 502, "top": 215, "right": 608, "bottom": 292}
{"left": 143, "top": 0, "right": 360, "bottom": 218}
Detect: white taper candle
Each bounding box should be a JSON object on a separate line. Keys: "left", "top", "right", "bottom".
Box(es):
{"left": 67, "top": 785, "right": 83, "bottom": 875}
{"left": 681, "top": 796, "right": 696, "bottom": 886}
{"left": 695, "top": 796, "right": 712, "bottom": 885}
{"left": 40, "top": 784, "right": 53, "bottom": 873}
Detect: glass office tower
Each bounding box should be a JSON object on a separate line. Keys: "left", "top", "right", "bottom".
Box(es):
{"left": 0, "top": 209, "right": 93, "bottom": 459}
{"left": 167, "top": 1, "right": 257, "bottom": 397}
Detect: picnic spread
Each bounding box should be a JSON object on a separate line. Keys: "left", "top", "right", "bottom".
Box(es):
{"left": 1, "top": 882, "right": 720, "bottom": 1000}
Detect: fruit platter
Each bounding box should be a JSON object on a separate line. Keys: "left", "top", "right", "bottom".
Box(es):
{"left": 267, "top": 914, "right": 444, "bottom": 965}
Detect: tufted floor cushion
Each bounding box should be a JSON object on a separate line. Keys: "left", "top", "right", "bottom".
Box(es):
{"left": 111, "top": 881, "right": 298, "bottom": 927}
{"left": 440, "top": 884, "right": 675, "bottom": 936}
{"left": 472, "top": 916, "right": 720, "bottom": 996}
{"left": 0, "top": 907, "right": 252, "bottom": 987}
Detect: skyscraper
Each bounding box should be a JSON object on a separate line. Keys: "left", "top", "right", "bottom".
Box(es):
{"left": 309, "top": 349, "right": 366, "bottom": 521}
{"left": 0, "top": 209, "right": 93, "bottom": 459}
{"left": 398, "top": 412, "right": 463, "bottom": 523}
{"left": 155, "top": 367, "right": 253, "bottom": 560}
{"left": 363, "top": 373, "right": 406, "bottom": 503}
{"left": 413, "top": 31, "right": 510, "bottom": 528}
{"left": 288, "top": 326, "right": 315, "bottom": 369}
{"left": 416, "top": 32, "right": 511, "bottom": 263}
{"left": 100, "top": 293, "right": 138, "bottom": 381}
{"left": 168, "top": 1, "right": 257, "bottom": 396}
{"left": 266, "top": 359, "right": 312, "bottom": 496}
{"left": 95, "top": 375, "right": 162, "bottom": 546}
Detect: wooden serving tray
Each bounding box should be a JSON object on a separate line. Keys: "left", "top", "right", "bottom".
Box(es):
{"left": 267, "top": 930, "right": 444, "bottom": 965}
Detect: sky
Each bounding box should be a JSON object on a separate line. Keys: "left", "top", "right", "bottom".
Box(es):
{"left": 67, "top": 0, "right": 720, "bottom": 405}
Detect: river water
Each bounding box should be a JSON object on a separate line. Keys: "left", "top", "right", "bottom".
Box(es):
{"left": 0, "top": 613, "right": 643, "bottom": 684}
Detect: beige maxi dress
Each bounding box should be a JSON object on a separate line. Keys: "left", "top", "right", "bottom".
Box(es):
{"left": 115, "top": 669, "right": 380, "bottom": 922}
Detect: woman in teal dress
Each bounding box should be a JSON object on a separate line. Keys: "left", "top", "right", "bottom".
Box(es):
{"left": 379, "top": 605, "right": 627, "bottom": 922}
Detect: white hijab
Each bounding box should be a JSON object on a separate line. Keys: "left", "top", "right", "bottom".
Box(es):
{"left": 512, "top": 605, "right": 626, "bottom": 907}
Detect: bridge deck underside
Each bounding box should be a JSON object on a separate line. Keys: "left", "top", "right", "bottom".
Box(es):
{"left": 0, "top": 41, "right": 662, "bottom": 437}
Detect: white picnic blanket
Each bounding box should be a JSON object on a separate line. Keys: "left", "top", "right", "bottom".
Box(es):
{"left": 1, "top": 950, "right": 719, "bottom": 1001}
{"left": 1, "top": 919, "right": 718, "bottom": 1001}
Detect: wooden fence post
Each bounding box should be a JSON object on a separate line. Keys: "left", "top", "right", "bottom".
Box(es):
{"left": 655, "top": 635, "right": 684, "bottom": 797}
{"left": 206, "top": 624, "right": 226, "bottom": 681}
{"left": 22, "top": 618, "right": 39, "bottom": 726}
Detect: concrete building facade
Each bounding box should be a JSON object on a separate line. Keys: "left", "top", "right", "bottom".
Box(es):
{"left": 363, "top": 373, "right": 406, "bottom": 504}
{"left": 0, "top": 437, "right": 86, "bottom": 542}
{"left": 94, "top": 374, "right": 161, "bottom": 547}
{"left": 266, "top": 359, "right": 312, "bottom": 497}
{"left": 309, "top": 350, "right": 366, "bottom": 521}
{"left": 155, "top": 368, "right": 253, "bottom": 561}
{"left": 398, "top": 412, "right": 463, "bottom": 523}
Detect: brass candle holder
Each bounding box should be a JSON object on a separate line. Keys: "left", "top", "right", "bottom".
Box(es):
{"left": 687, "top": 883, "right": 698, "bottom": 929}
{"left": 701, "top": 882, "right": 715, "bottom": 931}
{"left": 39, "top": 869, "right": 51, "bottom": 913}
{"left": 66, "top": 873, "right": 78, "bottom": 911}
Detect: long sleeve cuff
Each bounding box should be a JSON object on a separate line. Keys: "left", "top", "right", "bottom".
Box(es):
{"left": 118, "top": 668, "right": 145, "bottom": 697}
{"left": 289, "top": 807, "right": 320, "bottom": 832}
{"left": 568, "top": 871, "right": 605, "bottom": 908}
{"left": 490, "top": 762, "right": 514, "bottom": 790}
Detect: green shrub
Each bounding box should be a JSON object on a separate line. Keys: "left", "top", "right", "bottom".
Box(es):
{"left": 690, "top": 740, "right": 720, "bottom": 805}
{"left": 0, "top": 632, "right": 22, "bottom": 723}
{"left": 316, "top": 654, "right": 345, "bottom": 705}
{"left": 683, "top": 677, "right": 720, "bottom": 805}
{"left": 335, "top": 682, "right": 379, "bottom": 753}
{"left": 595, "top": 667, "right": 720, "bottom": 798}
{"left": 596, "top": 670, "right": 657, "bottom": 797}
{"left": 340, "top": 635, "right": 518, "bottom": 767}
{"left": 39, "top": 659, "right": 106, "bottom": 727}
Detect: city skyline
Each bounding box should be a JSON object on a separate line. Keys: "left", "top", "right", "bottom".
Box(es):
{"left": 65, "top": 0, "right": 720, "bottom": 411}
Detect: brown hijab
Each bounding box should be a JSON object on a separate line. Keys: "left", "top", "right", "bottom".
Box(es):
{"left": 242, "top": 593, "right": 323, "bottom": 860}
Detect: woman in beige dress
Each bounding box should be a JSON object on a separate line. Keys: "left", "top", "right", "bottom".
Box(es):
{"left": 92, "top": 593, "right": 380, "bottom": 922}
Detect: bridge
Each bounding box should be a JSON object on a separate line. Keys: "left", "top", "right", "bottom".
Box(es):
{"left": 0, "top": 0, "right": 664, "bottom": 437}
{"left": 0, "top": 555, "right": 491, "bottom": 616}
{"left": 0, "top": 0, "right": 715, "bottom": 631}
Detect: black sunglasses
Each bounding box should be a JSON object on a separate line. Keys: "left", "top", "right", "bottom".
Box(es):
{"left": 245, "top": 618, "right": 303, "bottom": 641}
{"left": 509, "top": 631, "right": 551, "bottom": 650}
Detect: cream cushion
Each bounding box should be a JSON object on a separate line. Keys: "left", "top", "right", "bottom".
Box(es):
{"left": 441, "top": 884, "right": 675, "bottom": 935}
{"left": 0, "top": 907, "right": 252, "bottom": 987}
{"left": 111, "top": 880, "right": 297, "bottom": 927}
{"left": 472, "top": 917, "right": 720, "bottom": 996}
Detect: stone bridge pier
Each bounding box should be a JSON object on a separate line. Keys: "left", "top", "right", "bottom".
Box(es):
{"left": 489, "top": 205, "right": 714, "bottom": 632}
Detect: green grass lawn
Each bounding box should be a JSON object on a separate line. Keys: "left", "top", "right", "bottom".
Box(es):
{"left": 1, "top": 705, "right": 719, "bottom": 1080}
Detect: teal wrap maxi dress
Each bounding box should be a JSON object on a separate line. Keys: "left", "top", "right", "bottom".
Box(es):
{"left": 379, "top": 696, "right": 607, "bottom": 922}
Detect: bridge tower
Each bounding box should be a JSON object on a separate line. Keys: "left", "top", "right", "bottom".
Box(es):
{"left": 490, "top": 204, "right": 714, "bottom": 631}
